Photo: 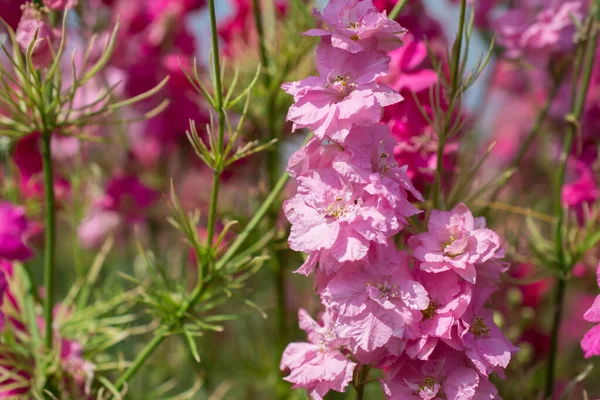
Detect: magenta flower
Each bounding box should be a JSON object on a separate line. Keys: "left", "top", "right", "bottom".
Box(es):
{"left": 321, "top": 246, "right": 429, "bottom": 352}
{"left": 281, "top": 309, "right": 356, "bottom": 400}
{"left": 562, "top": 160, "right": 599, "bottom": 224}
{"left": 284, "top": 169, "right": 403, "bottom": 275}
{"left": 282, "top": 41, "right": 402, "bottom": 142}
{"left": 0, "top": 202, "right": 33, "bottom": 261}
{"left": 101, "top": 175, "right": 158, "bottom": 222}
{"left": 305, "top": 0, "right": 407, "bottom": 53}
{"left": 409, "top": 203, "right": 501, "bottom": 283}
{"left": 0, "top": 269, "right": 6, "bottom": 332}
{"left": 381, "top": 34, "right": 438, "bottom": 93}
{"left": 44, "top": 0, "right": 77, "bottom": 10}
{"left": 15, "top": 5, "right": 62, "bottom": 69}
{"left": 581, "top": 262, "right": 600, "bottom": 358}
{"left": 461, "top": 309, "right": 518, "bottom": 377}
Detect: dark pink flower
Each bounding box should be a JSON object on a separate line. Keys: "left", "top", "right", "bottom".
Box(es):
{"left": 101, "top": 175, "right": 158, "bottom": 222}
{"left": 44, "top": 0, "right": 77, "bottom": 10}
{"left": 0, "top": 202, "right": 33, "bottom": 261}
{"left": 562, "top": 160, "right": 599, "bottom": 223}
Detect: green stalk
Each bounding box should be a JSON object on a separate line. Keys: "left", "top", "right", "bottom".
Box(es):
{"left": 41, "top": 132, "right": 56, "bottom": 350}
{"left": 545, "top": 10, "right": 599, "bottom": 398}
{"left": 206, "top": 0, "right": 226, "bottom": 249}
{"left": 114, "top": 328, "right": 167, "bottom": 389}
{"left": 251, "top": 0, "right": 288, "bottom": 352}
{"left": 431, "top": 0, "right": 466, "bottom": 210}
{"left": 115, "top": 170, "right": 291, "bottom": 388}
{"left": 388, "top": 0, "right": 408, "bottom": 20}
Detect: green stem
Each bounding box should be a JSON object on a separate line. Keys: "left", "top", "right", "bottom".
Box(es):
{"left": 431, "top": 0, "right": 466, "bottom": 211}
{"left": 41, "top": 132, "right": 56, "bottom": 351}
{"left": 545, "top": 277, "right": 566, "bottom": 398}
{"left": 206, "top": 0, "right": 226, "bottom": 248}
{"left": 114, "top": 329, "right": 167, "bottom": 389}
{"left": 252, "top": 0, "right": 270, "bottom": 87}
{"left": 114, "top": 165, "right": 291, "bottom": 390}
{"left": 545, "top": 11, "right": 599, "bottom": 398}
{"left": 388, "top": 0, "right": 408, "bottom": 20}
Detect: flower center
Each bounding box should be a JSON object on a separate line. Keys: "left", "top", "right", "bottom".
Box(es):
{"left": 471, "top": 317, "right": 490, "bottom": 337}
{"left": 377, "top": 151, "right": 399, "bottom": 173}
{"left": 419, "top": 376, "right": 436, "bottom": 391}
{"left": 421, "top": 301, "right": 437, "bottom": 319}
{"left": 325, "top": 73, "right": 355, "bottom": 96}
{"left": 348, "top": 22, "right": 359, "bottom": 28}
{"left": 367, "top": 281, "right": 401, "bottom": 299}
{"left": 326, "top": 195, "right": 347, "bottom": 219}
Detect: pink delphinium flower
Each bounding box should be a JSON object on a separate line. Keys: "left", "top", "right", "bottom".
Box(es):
{"left": 321, "top": 246, "right": 429, "bottom": 351}
{"left": 0, "top": 202, "right": 33, "bottom": 261}
{"left": 281, "top": 309, "right": 356, "bottom": 400}
{"left": 461, "top": 308, "right": 519, "bottom": 376}
{"left": 494, "top": 0, "right": 584, "bottom": 64}
{"left": 44, "top": 0, "right": 77, "bottom": 10}
{"left": 305, "top": 0, "right": 407, "bottom": 53}
{"left": 581, "top": 262, "right": 600, "bottom": 358}
{"left": 382, "top": 345, "right": 496, "bottom": 400}
{"left": 282, "top": 41, "right": 403, "bottom": 142}
{"left": 60, "top": 339, "right": 95, "bottom": 397}
{"left": 409, "top": 203, "right": 501, "bottom": 283}
{"left": 15, "top": 4, "right": 62, "bottom": 69}
{"left": 284, "top": 169, "right": 403, "bottom": 274}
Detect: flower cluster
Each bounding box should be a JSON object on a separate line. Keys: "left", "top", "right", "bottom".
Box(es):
{"left": 280, "top": 1, "right": 517, "bottom": 399}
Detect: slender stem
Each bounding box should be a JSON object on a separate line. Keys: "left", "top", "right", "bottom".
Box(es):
{"left": 115, "top": 170, "right": 291, "bottom": 387}
{"left": 545, "top": 277, "right": 567, "bottom": 398}
{"left": 353, "top": 365, "right": 370, "bottom": 400}
{"left": 205, "top": 170, "right": 220, "bottom": 248}
{"left": 545, "top": 11, "right": 598, "bottom": 398}
{"left": 388, "top": 0, "right": 408, "bottom": 20}
{"left": 114, "top": 329, "right": 167, "bottom": 389}
{"left": 431, "top": 0, "right": 466, "bottom": 210}
{"left": 206, "top": 0, "right": 226, "bottom": 248}
{"left": 41, "top": 132, "right": 56, "bottom": 350}
{"left": 252, "top": 0, "right": 270, "bottom": 87}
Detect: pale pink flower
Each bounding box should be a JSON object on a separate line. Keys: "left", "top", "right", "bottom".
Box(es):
{"left": 283, "top": 169, "right": 403, "bottom": 275}
{"left": 409, "top": 203, "right": 501, "bottom": 283}
{"left": 15, "top": 5, "right": 62, "bottom": 69}
{"left": 281, "top": 309, "right": 356, "bottom": 400}
{"left": 282, "top": 41, "right": 402, "bottom": 142}
{"left": 461, "top": 309, "right": 519, "bottom": 376}
{"left": 494, "top": 0, "right": 584, "bottom": 64}
{"left": 581, "top": 262, "right": 600, "bottom": 358}
{"left": 305, "top": 0, "right": 407, "bottom": 53}
{"left": 382, "top": 346, "right": 482, "bottom": 400}
{"left": 0, "top": 202, "right": 33, "bottom": 261}
{"left": 321, "top": 246, "right": 429, "bottom": 351}
{"left": 77, "top": 211, "right": 121, "bottom": 249}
